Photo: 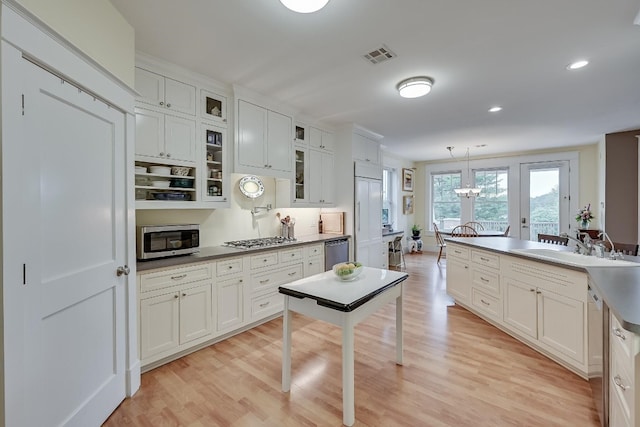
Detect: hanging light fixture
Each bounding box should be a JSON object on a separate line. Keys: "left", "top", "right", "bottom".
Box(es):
{"left": 396, "top": 76, "right": 434, "bottom": 98}
{"left": 280, "top": 0, "right": 329, "bottom": 13}
{"left": 448, "top": 147, "right": 482, "bottom": 198}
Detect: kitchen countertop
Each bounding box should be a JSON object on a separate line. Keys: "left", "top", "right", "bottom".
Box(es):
{"left": 445, "top": 237, "right": 640, "bottom": 333}
{"left": 137, "top": 234, "right": 351, "bottom": 273}
{"left": 382, "top": 230, "right": 404, "bottom": 237}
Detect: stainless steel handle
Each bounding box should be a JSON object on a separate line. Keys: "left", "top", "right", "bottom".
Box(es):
{"left": 613, "top": 375, "right": 629, "bottom": 390}
{"left": 116, "top": 265, "right": 130, "bottom": 276}
{"left": 480, "top": 257, "right": 490, "bottom": 262}
{"left": 166, "top": 153, "right": 171, "bottom": 158}
{"left": 480, "top": 277, "right": 489, "bottom": 282}
{"left": 536, "top": 290, "right": 542, "bottom": 294}
{"left": 613, "top": 327, "right": 627, "bottom": 341}
{"left": 480, "top": 299, "right": 490, "bottom": 306}
{"left": 357, "top": 202, "right": 361, "bottom": 232}
{"left": 166, "top": 103, "right": 171, "bottom": 108}
{"left": 159, "top": 152, "right": 165, "bottom": 157}
{"left": 259, "top": 302, "right": 270, "bottom": 308}
{"left": 182, "top": 292, "right": 186, "bottom": 297}
{"left": 171, "top": 274, "right": 187, "bottom": 280}
{"left": 260, "top": 279, "right": 270, "bottom": 284}
{"left": 288, "top": 272, "right": 297, "bottom": 276}
{"left": 530, "top": 288, "right": 536, "bottom": 292}
{"left": 159, "top": 101, "right": 164, "bottom": 106}
{"left": 174, "top": 294, "right": 179, "bottom": 299}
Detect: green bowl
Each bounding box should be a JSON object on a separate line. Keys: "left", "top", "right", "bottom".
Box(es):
{"left": 170, "top": 178, "right": 193, "bottom": 188}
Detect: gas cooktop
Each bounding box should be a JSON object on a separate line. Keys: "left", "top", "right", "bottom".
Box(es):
{"left": 224, "top": 236, "right": 297, "bottom": 249}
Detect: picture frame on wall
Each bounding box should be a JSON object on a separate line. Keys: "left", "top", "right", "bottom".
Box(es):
{"left": 402, "top": 168, "right": 414, "bottom": 191}
{"left": 403, "top": 195, "right": 414, "bottom": 214}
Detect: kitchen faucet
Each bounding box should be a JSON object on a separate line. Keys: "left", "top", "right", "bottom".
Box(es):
{"left": 597, "top": 231, "right": 623, "bottom": 259}
{"left": 560, "top": 232, "right": 593, "bottom": 255}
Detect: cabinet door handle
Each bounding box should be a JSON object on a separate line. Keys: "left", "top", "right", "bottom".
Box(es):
{"left": 171, "top": 274, "right": 187, "bottom": 280}
{"left": 536, "top": 290, "right": 542, "bottom": 294}
{"left": 613, "top": 375, "right": 629, "bottom": 391}
{"left": 227, "top": 265, "right": 233, "bottom": 269}
{"left": 182, "top": 292, "right": 186, "bottom": 297}
{"left": 260, "top": 279, "right": 270, "bottom": 284}
{"left": 480, "top": 277, "right": 489, "bottom": 282}
{"left": 612, "top": 327, "right": 627, "bottom": 341}
{"left": 529, "top": 288, "right": 535, "bottom": 292}
{"left": 159, "top": 152, "right": 165, "bottom": 157}
{"left": 480, "top": 299, "right": 490, "bottom": 306}
{"left": 166, "top": 153, "right": 171, "bottom": 158}
{"left": 290, "top": 254, "right": 295, "bottom": 257}
{"left": 159, "top": 101, "right": 164, "bottom": 106}
{"left": 259, "top": 302, "right": 270, "bottom": 308}
{"left": 174, "top": 294, "right": 179, "bottom": 299}
{"left": 480, "top": 257, "right": 490, "bottom": 262}
{"left": 288, "top": 272, "right": 297, "bottom": 276}
{"left": 166, "top": 103, "right": 171, "bottom": 108}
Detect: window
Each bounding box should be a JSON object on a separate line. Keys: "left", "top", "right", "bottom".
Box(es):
{"left": 382, "top": 167, "right": 395, "bottom": 225}
{"left": 473, "top": 169, "right": 509, "bottom": 231}
{"left": 432, "top": 172, "right": 461, "bottom": 230}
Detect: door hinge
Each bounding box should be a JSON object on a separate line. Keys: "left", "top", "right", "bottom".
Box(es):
{"left": 21, "top": 94, "right": 24, "bottom": 116}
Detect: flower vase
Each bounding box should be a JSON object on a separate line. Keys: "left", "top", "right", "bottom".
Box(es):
{"left": 581, "top": 220, "right": 589, "bottom": 229}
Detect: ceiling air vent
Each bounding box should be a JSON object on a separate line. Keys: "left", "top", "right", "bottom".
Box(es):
{"left": 362, "top": 45, "right": 397, "bottom": 65}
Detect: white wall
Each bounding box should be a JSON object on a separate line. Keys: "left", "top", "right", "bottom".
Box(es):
{"left": 136, "top": 174, "right": 323, "bottom": 247}
{"left": 13, "top": 0, "right": 135, "bottom": 87}
{"left": 382, "top": 151, "right": 415, "bottom": 239}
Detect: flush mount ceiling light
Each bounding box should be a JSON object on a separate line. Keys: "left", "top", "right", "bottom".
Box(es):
{"left": 567, "top": 60, "right": 589, "bottom": 70}
{"left": 396, "top": 76, "right": 434, "bottom": 98}
{"left": 279, "top": 0, "right": 329, "bottom": 13}
{"left": 488, "top": 106, "right": 502, "bottom": 113}
{"left": 447, "top": 146, "right": 482, "bottom": 198}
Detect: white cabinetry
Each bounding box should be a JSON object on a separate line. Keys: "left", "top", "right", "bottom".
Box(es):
{"left": 469, "top": 249, "right": 502, "bottom": 321}
{"left": 135, "top": 107, "right": 197, "bottom": 163}
{"left": 304, "top": 244, "right": 325, "bottom": 276}
{"left": 201, "top": 121, "right": 229, "bottom": 205}
{"left": 355, "top": 171, "right": 384, "bottom": 268}
{"left": 236, "top": 99, "right": 293, "bottom": 177}
{"left": 310, "top": 126, "right": 334, "bottom": 151}
{"left": 308, "top": 149, "right": 334, "bottom": 205}
{"left": 138, "top": 263, "right": 213, "bottom": 365}
{"left": 446, "top": 243, "right": 471, "bottom": 303}
{"left": 135, "top": 67, "right": 196, "bottom": 116}
{"left": 609, "top": 312, "right": 640, "bottom": 427}
{"left": 216, "top": 257, "right": 246, "bottom": 332}
{"left": 352, "top": 133, "right": 381, "bottom": 164}
{"left": 502, "top": 255, "right": 587, "bottom": 371}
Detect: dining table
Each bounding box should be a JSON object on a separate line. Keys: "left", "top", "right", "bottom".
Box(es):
{"left": 279, "top": 267, "right": 409, "bottom": 426}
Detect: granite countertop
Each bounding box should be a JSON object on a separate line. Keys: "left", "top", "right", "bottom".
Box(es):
{"left": 137, "top": 234, "right": 351, "bottom": 273}
{"left": 445, "top": 237, "right": 640, "bottom": 333}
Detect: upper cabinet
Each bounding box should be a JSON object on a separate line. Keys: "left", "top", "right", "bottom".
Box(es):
{"left": 236, "top": 99, "right": 293, "bottom": 178}
{"left": 135, "top": 67, "right": 196, "bottom": 116}
{"left": 200, "top": 89, "right": 228, "bottom": 125}
{"left": 133, "top": 58, "right": 231, "bottom": 209}
{"left": 309, "top": 126, "right": 334, "bottom": 152}
{"left": 352, "top": 133, "right": 381, "bottom": 164}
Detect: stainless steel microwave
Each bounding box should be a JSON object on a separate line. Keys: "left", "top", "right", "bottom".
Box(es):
{"left": 137, "top": 224, "right": 200, "bottom": 260}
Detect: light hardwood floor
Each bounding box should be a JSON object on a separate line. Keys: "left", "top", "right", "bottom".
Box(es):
{"left": 105, "top": 253, "right": 600, "bottom": 426}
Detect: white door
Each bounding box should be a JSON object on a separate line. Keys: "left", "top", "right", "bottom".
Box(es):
{"left": 519, "top": 161, "right": 570, "bottom": 240}
{"left": 13, "top": 58, "right": 127, "bottom": 426}
{"left": 237, "top": 100, "right": 266, "bottom": 169}
{"left": 267, "top": 109, "right": 292, "bottom": 172}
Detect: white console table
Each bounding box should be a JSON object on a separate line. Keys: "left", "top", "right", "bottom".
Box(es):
{"left": 279, "top": 267, "right": 409, "bottom": 426}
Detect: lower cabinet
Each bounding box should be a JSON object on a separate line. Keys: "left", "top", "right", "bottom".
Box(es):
{"left": 446, "top": 242, "right": 590, "bottom": 377}
{"left": 217, "top": 275, "right": 244, "bottom": 332}
{"left": 304, "top": 244, "right": 325, "bottom": 276}
{"left": 609, "top": 312, "right": 640, "bottom": 427}
{"left": 139, "top": 280, "right": 213, "bottom": 363}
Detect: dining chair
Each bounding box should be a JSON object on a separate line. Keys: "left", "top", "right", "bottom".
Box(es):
{"left": 433, "top": 223, "right": 446, "bottom": 264}
{"left": 503, "top": 225, "right": 511, "bottom": 237}
{"left": 603, "top": 241, "right": 639, "bottom": 256}
{"left": 537, "top": 233, "right": 569, "bottom": 246}
{"left": 450, "top": 225, "right": 479, "bottom": 237}
{"left": 464, "top": 221, "right": 485, "bottom": 231}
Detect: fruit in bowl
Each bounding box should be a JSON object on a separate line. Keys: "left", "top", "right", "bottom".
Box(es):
{"left": 333, "top": 262, "right": 363, "bottom": 281}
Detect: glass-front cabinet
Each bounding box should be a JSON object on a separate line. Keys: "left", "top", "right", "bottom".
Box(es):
{"left": 202, "top": 122, "right": 228, "bottom": 202}
{"left": 294, "top": 147, "right": 308, "bottom": 202}
{"left": 201, "top": 89, "right": 227, "bottom": 126}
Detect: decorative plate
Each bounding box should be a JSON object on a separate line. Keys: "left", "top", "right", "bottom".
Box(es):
{"left": 239, "top": 175, "right": 265, "bottom": 199}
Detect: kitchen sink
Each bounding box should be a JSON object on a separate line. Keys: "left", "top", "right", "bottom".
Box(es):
{"left": 509, "top": 248, "right": 640, "bottom": 268}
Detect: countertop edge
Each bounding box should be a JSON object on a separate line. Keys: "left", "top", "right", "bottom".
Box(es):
{"left": 137, "top": 234, "right": 352, "bottom": 273}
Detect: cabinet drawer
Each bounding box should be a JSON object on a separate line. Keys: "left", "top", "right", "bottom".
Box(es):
{"left": 305, "top": 244, "right": 324, "bottom": 258}
{"left": 471, "top": 249, "right": 500, "bottom": 270}
{"left": 448, "top": 244, "right": 469, "bottom": 260}
{"left": 279, "top": 248, "right": 303, "bottom": 263}
{"left": 251, "top": 291, "right": 284, "bottom": 319}
{"left": 611, "top": 313, "right": 635, "bottom": 362}
{"left": 251, "top": 264, "right": 303, "bottom": 294}
{"left": 250, "top": 251, "right": 278, "bottom": 270}
{"left": 471, "top": 288, "right": 502, "bottom": 320}
{"left": 611, "top": 339, "right": 634, "bottom": 422}
{"left": 216, "top": 257, "right": 244, "bottom": 277}
{"left": 472, "top": 268, "right": 500, "bottom": 296}
{"left": 140, "top": 263, "right": 212, "bottom": 293}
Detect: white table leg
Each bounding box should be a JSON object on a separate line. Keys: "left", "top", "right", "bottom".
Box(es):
{"left": 342, "top": 314, "right": 355, "bottom": 426}
{"left": 396, "top": 284, "right": 403, "bottom": 365}
{"left": 282, "top": 296, "right": 292, "bottom": 392}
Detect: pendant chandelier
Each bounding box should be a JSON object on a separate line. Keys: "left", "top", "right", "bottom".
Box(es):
{"left": 448, "top": 147, "right": 481, "bottom": 198}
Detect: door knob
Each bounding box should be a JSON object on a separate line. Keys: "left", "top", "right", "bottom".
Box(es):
{"left": 116, "top": 265, "right": 130, "bottom": 276}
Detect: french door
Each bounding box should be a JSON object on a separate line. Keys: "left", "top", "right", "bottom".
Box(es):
{"left": 519, "top": 161, "right": 570, "bottom": 240}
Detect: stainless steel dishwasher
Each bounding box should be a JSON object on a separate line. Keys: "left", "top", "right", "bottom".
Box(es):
{"left": 325, "top": 238, "right": 349, "bottom": 271}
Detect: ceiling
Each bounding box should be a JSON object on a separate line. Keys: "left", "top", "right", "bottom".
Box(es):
{"left": 109, "top": 0, "right": 640, "bottom": 161}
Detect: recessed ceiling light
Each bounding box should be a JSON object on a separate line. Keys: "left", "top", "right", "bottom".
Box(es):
{"left": 396, "top": 76, "right": 434, "bottom": 98}
{"left": 280, "top": 0, "right": 329, "bottom": 13}
{"left": 567, "top": 60, "right": 589, "bottom": 70}
{"left": 488, "top": 106, "right": 502, "bottom": 113}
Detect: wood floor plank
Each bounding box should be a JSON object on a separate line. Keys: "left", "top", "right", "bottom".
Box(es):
{"left": 105, "top": 253, "right": 599, "bottom": 426}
